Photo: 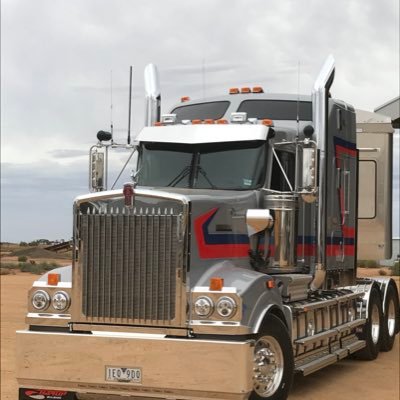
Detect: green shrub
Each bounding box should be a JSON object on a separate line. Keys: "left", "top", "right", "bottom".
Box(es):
{"left": 0, "top": 268, "right": 16, "bottom": 275}
{"left": 391, "top": 260, "right": 400, "bottom": 276}
{"left": 0, "top": 262, "right": 20, "bottom": 269}
{"left": 19, "top": 261, "right": 60, "bottom": 274}
{"left": 18, "top": 255, "right": 28, "bottom": 262}
{"left": 357, "top": 259, "right": 379, "bottom": 268}
{"left": 378, "top": 268, "right": 387, "bottom": 276}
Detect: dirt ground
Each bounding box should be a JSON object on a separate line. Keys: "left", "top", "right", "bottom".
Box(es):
{"left": 1, "top": 271, "right": 399, "bottom": 400}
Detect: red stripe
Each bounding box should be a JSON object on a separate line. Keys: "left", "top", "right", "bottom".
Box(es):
{"left": 195, "top": 208, "right": 249, "bottom": 259}
{"left": 335, "top": 144, "right": 357, "bottom": 157}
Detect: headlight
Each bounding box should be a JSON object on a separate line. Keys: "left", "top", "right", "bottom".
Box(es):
{"left": 216, "top": 296, "right": 237, "bottom": 318}
{"left": 194, "top": 296, "right": 214, "bottom": 317}
{"left": 52, "top": 291, "right": 70, "bottom": 311}
{"left": 32, "top": 290, "right": 50, "bottom": 311}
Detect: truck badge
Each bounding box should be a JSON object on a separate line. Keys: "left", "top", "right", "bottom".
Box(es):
{"left": 123, "top": 183, "right": 135, "bottom": 207}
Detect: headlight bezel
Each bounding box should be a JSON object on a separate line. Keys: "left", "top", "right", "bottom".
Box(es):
{"left": 52, "top": 290, "right": 71, "bottom": 312}
{"left": 216, "top": 296, "right": 237, "bottom": 319}
{"left": 31, "top": 289, "right": 51, "bottom": 311}
{"left": 194, "top": 296, "right": 214, "bottom": 318}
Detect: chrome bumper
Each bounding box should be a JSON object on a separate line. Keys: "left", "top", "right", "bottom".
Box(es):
{"left": 16, "top": 330, "right": 254, "bottom": 400}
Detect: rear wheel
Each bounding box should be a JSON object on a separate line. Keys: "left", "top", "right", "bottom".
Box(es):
{"left": 355, "top": 286, "right": 383, "bottom": 360}
{"left": 250, "top": 314, "right": 294, "bottom": 400}
{"left": 380, "top": 283, "right": 399, "bottom": 352}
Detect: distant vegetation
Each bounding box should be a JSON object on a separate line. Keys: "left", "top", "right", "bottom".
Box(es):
{"left": 0, "top": 261, "right": 62, "bottom": 275}
{"left": 392, "top": 260, "right": 400, "bottom": 276}
{"left": 357, "top": 260, "right": 379, "bottom": 268}
{"left": 0, "top": 241, "right": 71, "bottom": 275}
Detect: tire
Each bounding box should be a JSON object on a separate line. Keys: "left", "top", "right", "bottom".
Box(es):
{"left": 354, "top": 286, "right": 383, "bottom": 360}
{"left": 380, "top": 283, "right": 400, "bottom": 352}
{"left": 250, "top": 314, "right": 294, "bottom": 400}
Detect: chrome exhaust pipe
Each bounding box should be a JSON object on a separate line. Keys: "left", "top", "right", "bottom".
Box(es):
{"left": 311, "top": 55, "right": 335, "bottom": 291}
{"left": 144, "top": 63, "right": 161, "bottom": 127}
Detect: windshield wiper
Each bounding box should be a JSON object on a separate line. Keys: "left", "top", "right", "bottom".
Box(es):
{"left": 196, "top": 166, "right": 217, "bottom": 189}
{"left": 167, "top": 165, "right": 191, "bottom": 187}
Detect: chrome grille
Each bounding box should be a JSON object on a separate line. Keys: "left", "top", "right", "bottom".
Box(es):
{"left": 80, "top": 207, "right": 182, "bottom": 323}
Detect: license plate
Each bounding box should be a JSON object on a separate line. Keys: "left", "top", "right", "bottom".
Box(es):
{"left": 105, "top": 366, "right": 142, "bottom": 383}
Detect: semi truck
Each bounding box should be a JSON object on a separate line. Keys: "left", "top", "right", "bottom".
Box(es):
{"left": 16, "top": 56, "right": 399, "bottom": 400}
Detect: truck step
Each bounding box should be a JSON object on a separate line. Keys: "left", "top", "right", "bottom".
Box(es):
{"left": 295, "top": 353, "right": 337, "bottom": 376}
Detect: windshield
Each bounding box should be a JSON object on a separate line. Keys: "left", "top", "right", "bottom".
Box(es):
{"left": 137, "top": 140, "right": 266, "bottom": 190}
{"left": 171, "top": 101, "right": 230, "bottom": 122}
{"left": 237, "top": 100, "right": 312, "bottom": 121}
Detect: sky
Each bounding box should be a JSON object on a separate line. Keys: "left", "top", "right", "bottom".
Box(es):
{"left": 1, "top": 0, "right": 399, "bottom": 243}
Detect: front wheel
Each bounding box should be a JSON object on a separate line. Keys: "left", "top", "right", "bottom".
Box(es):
{"left": 250, "top": 314, "right": 294, "bottom": 400}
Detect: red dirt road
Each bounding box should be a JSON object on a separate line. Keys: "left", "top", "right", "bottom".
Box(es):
{"left": 1, "top": 272, "right": 399, "bottom": 400}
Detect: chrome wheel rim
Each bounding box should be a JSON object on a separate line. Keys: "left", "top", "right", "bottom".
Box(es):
{"left": 371, "top": 303, "right": 380, "bottom": 344}
{"left": 253, "top": 335, "right": 284, "bottom": 397}
{"left": 387, "top": 299, "right": 396, "bottom": 337}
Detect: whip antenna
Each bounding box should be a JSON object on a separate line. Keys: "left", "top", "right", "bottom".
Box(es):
{"left": 110, "top": 70, "right": 114, "bottom": 143}
{"left": 296, "top": 60, "right": 300, "bottom": 137}
{"left": 127, "top": 66, "right": 133, "bottom": 145}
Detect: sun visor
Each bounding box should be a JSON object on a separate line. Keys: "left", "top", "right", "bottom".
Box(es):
{"left": 135, "top": 124, "right": 269, "bottom": 144}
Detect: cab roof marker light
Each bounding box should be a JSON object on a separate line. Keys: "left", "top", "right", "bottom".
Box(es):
{"left": 161, "top": 114, "right": 177, "bottom": 124}
{"left": 262, "top": 119, "right": 274, "bottom": 127}
{"left": 230, "top": 112, "right": 248, "bottom": 123}
{"left": 204, "top": 119, "right": 214, "bottom": 124}
{"left": 252, "top": 86, "right": 264, "bottom": 93}
{"left": 229, "top": 87, "right": 239, "bottom": 94}
{"left": 240, "top": 87, "right": 251, "bottom": 93}
{"left": 181, "top": 96, "right": 190, "bottom": 102}
{"left": 154, "top": 121, "right": 164, "bottom": 126}
{"left": 192, "top": 119, "right": 202, "bottom": 125}
{"left": 216, "top": 119, "right": 228, "bottom": 124}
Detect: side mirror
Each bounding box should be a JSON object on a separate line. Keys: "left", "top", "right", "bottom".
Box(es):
{"left": 301, "top": 145, "right": 317, "bottom": 203}
{"left": 89, "top": 147, "right": 107, "bottom": 192}
{"left": 246, "top": 209, "right": 274, "bottom": 236}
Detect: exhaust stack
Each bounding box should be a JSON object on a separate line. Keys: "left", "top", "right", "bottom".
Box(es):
{"left": 311, "top": 55, "right": 335, "bottom": 290}
{"left": 144, "top": 63, "right": 161, "bottom": 127}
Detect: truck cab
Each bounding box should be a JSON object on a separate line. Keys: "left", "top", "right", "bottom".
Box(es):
{"left": 16, "top": 57, "right": 399, "bottom": 400}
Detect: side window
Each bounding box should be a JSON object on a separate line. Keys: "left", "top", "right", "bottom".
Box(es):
{"left": 358, "top": 160, "right": 377, "bottom": 219}
{"left": 270, "top": 151, "right": 296, "bottom": 192}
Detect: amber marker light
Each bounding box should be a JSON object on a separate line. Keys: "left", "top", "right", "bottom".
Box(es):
{"left": 216, "top": 119, "right": 228, "bottom": 124}
{"left": 209, "top": 277, "right": 224, "bottom": 291}
{"left": 240, "top": 87, "right": 251, "bottom": 93}
{"left": 181, "top": 96, "right": 190, "bottom": 102}
{"left": 154, "top": 122, "right": 163, "bottom": 126}
{"left": 229, "top": 87, "right": 239, "bottom": 94}
{"left": 204, "top": 119, "right": 214, "bottom": 124}
{"left": 252, "top": 86, "right": 264, "bottom": 93}
{"left": 262, "top": 119, "right": 274, "bottom": 127}
{"left": 47, "top": 273, "right": 60, "bottom": 286}
{"left": 192, "top": 119, "right": 202, "bottom": 125}
{"left": 266, "top": 280, "right": 276, "bottom": 289}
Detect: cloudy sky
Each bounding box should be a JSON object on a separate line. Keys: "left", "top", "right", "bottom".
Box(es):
{"left": 1, "top": 0, "right": 399, "bottom": 243}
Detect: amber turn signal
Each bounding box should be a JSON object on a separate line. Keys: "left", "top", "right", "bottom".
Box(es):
{"left": 209, "top": 277, "right": 224, "bottom": 291}
{"left": 47, "top": 273, "right": 60, "bottom": 286}
{"left": 266, "top": 280, "right": 276, "bottom": 289}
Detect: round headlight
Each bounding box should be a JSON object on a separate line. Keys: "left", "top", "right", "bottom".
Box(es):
{"left": 216, "top": 296, "right": 237, "bottom": 318}
{"left": 194, "top": 296, "right": 214, "bottom": 318}
{"left": 32, "top": 290, "right": 50, "bottom": 311}
{"left": 52, "top": 291, "right": 70, "bottom": 311}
